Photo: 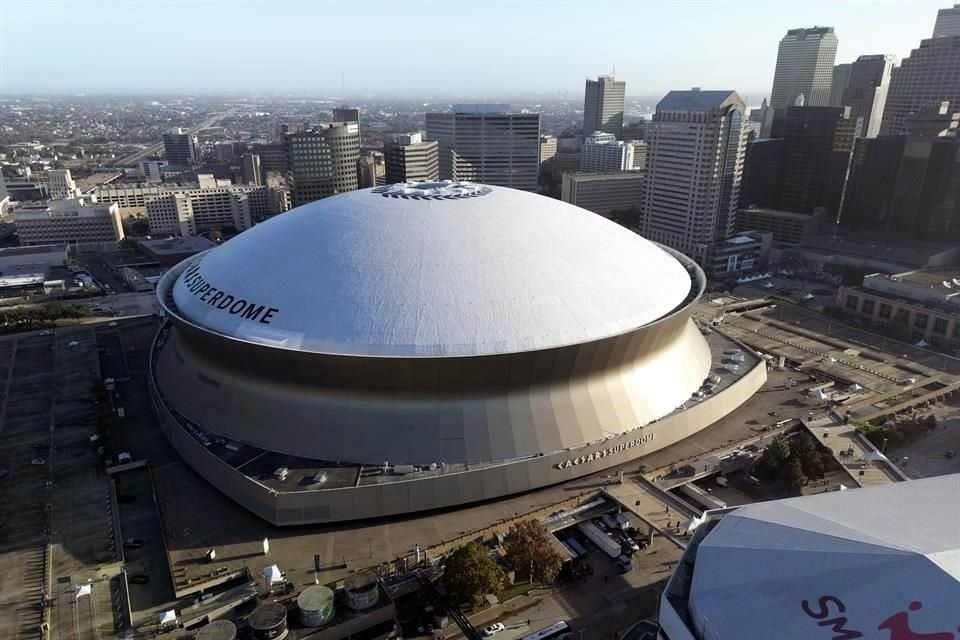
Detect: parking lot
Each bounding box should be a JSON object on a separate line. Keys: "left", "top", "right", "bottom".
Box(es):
{"left": 0, "top": 322, "right": 150, "bottom": 640}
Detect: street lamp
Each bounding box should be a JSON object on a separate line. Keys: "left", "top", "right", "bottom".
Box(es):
{"left": 881, "top": 437, "right": 888, "bottom": 454}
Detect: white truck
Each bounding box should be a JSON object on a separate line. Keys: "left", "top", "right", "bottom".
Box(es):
{"left": 577, "top": 521, "right": 621, "bottom": 559}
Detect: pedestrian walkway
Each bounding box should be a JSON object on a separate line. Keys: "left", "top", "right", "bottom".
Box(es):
{"left": 603, "top": 479, "right": 694, "bottom": 548}
{"left": 803, "top": 419, "right": 901, "bottom": 487}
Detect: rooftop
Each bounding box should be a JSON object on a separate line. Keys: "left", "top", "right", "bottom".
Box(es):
{"left": 138, "top": 236, "right": 216, "bottom": 256}
{"left": 657, "top": 89, "right": 742, "bottom": 113}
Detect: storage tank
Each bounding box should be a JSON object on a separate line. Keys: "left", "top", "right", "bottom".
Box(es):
{"left": 197, "top": 620, "right": 237, "bottom": 640}
{"left": 344, "top": 571, "right": 379, "bottom": 610}
{"left": 297, "top": 585, "right": 335, "bottom": 627}
{"left": 249, "top": 602, "right": 288, "bottom": 640}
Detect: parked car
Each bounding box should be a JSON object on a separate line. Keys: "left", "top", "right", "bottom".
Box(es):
{"left": 482, "top": 623, "right": 505, "bottom": 637}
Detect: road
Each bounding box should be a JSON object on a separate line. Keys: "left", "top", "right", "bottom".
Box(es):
{"left": 111, "top": 111, "right": 232, "bottom": 167}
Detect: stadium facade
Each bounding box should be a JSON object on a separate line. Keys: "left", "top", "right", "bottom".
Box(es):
{"left": 149, "top": 182, "right": 766, "bottom": 525}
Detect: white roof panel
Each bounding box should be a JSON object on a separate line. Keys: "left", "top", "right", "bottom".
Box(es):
{"left": 172, "top": 183, "right": 692, "bottom": 357}
{"left": 688, "top": 474, "right": 960, "bottom": 639}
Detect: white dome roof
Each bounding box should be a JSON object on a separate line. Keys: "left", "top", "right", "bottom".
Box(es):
{"left": 171, "top": 183, "right": 692, "bottom": 357}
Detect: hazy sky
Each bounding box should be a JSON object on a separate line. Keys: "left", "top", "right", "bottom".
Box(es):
{"left": 0, "top": 0, "right": 950, "bottom": 98}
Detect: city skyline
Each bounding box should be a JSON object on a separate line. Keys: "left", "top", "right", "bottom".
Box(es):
{"left": 0, "top": 0, "right": 949, "bottom": 96}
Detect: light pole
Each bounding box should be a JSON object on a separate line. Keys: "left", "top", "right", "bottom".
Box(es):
{"left": 881, "top": 437, "right": 888, "bottom": 454}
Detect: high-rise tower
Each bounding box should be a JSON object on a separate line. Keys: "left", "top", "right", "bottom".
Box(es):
{"left": 769, "top": 27, "right": 839, "bottom": 114}
{"left": 283, "top": 122, "right": 361, "bottom": 206}
{"left": 583, "top": 75, "right": 626, "bottom": 139}
{"left": 425, "top": 105, "right": 540, "bottom": 192}
{"left": 640, "top": 89, "right": 746, "bottom": 264}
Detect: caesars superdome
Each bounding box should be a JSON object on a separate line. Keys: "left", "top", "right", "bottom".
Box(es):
{"left": 149, "top": 182, "right": 766, "bottom": 525}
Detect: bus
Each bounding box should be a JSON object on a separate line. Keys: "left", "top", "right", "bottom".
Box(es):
{"left": 520, "top": 621, "right": 572, "bottom": 640}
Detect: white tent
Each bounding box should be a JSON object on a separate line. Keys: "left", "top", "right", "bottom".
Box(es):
{"left": 159, "top": 610, "right": 177, "bottom": 626}
{"left": 848, "top": 383, "right": 862, "bottom": 392}
{"left": 686, "top": 474, "right": 960, "bottom": 639}
{"left": 864, "top": 450, "right": 888, "bottom": 462}
{"left": 263, "top": 564, "right": 283, "bottom": 584}
{"left": 915, "top": 339, "right": 929, "bottom": 348}
{"left": 809, "top": 388, "right": 829, "bottom": 401}
{"left": 74, "top": 584, "right": 91, "bottom": 599}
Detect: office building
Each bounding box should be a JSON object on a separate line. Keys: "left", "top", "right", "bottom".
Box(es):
{"left": 829, "top": 62, "right": 852, "bottom": 107}
{"left": 657, "top": 476, "right": 960, "bottom": 640}
{"left": 769, "top": 106, "right": 860, "bottom": 217}
{"left": 629, "top": 140, "right": 647, "bottom": 170}
{"left": 47, "top": 169, "right": 80, "bottom": 201}
{"left": 840, "top": 54, "right": 896, "bottom": 137}
{"left": 703, "top": 232, "right": 771, "bottom": 279}
{"left": 840, "top": 131, "right": 960, "bottom": 241}
{"left": 425, "top": 105, "right": 540, "bottom": 192}
{"left": 146, "top": 187, "right": 255, "bottom": 237}
{"left": 214, "top": 141, "right": 241, "bottom": 164}
{"left": 539, "top": 134, "right": 557, "bottom": 176}
{"left": 284, "top": 122, "right": 361, "bottom": 206}
{"left": 95, "top": 182, "right": 289, "bottom": 222}
{"left": 251, "top": 143, "right": 287, "bottom": 176}
{"left": 934, "top": 3, "right": 960, "bottom": 37}
{"left": 333, "top": 107, "right": 359, "bottom": 124}
{"left": 561, "top": 171, "right": 644, "bottom": 216}
{"left": 150, "top": 183, "right": 765, "bottom": 525}
{"left": 241, "top": 153, "right": 262, "bottom": 186}
{"left": 880, "top": 35, "right": 960, "bottom": 134}
{"left": 838, "top": 269, "right": 960, "bottom": 347}
{"left": 640, "top": 89, "right": 747, "bottom": 264}
{"left": 162, "top": 128, "right": 199, "bottom": 168}
{"left": 357, "top": 151, "right": 385, "bottom": 188}
{"left": 769, "top": 27, "right": 839, "bottom": 115}
{"left": 138, "top": 159, "right": 168, "bottom": 182}
{"left": 14, "top": 199, "right": 123, "bottom": 245}
{"left": 383, "top": 133, "right": 439, "bottom": 184}
{"left": 583, "top": 75, "right": 626, "bottom": 138}
{"left": 735, "top": 206, "right": 824, "bottom": 246}
{"left": 580, "top": 131, "right": 635, "bottom": 172}
{"left": 748, "top": 98, "right": 775, "bottom": 138}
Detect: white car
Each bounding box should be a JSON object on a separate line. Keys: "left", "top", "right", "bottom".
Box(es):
{"left": 482, "top": 624, "right": 505, "bottom": 637}
{"left": 108, "top": 321, "right": 118, "bottom": 327}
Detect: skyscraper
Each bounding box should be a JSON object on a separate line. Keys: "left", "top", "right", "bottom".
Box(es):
{"left": 162, "top": 128, "right": 199, "bottom": 168}
{"left": 841, "top": 55, "right": 896, "bottom": 138}
{"left": 580, "top": 131, "right": 636, "bottom": 172}
{"left": 283, "top": 122, "right": 361, "bottom": 206}
{"left": 383, "top": 132, "right": 439, "bottom": 184}
{"left": 583, "top": 75, "right": 626, "bottom": 139}
{"left": 934, "top": 4, "right": 960, "bottom": 37}
{"left": 356, "top": 151, "right": 385, "bottom": 188}
{"left": 769, "top": 27, "right": 839, "bottom": 114}
{"left": 242, "top": 153, "right": 262, "bottom": 186}
{"left": 880, "top": 35, "right": 960, "bottom": 135}
{"left": 539, "top": 134, "right": 557, "bottom": 177}
{"left": 640, "top": 89, "right": 746, "bottom": 264}
{"left": 48, "top": 169, "right": 80, "bottom": 200}
{"left": 830, "top": 63, "right": 852, "bottom": 107}
{"left": 770, "top": 106, "right": 861, "bottom": 217}
{"left": 840, "top": 121, "right": 960, "bottom": 241}
{"left": 425, "top": 105, "right": 540, "bottom": 192}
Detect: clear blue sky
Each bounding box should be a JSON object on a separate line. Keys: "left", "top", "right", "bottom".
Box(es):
{"left": 0, "top": 0, "right": 950, "bottom": 97}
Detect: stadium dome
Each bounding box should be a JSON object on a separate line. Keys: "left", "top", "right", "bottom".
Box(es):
{"left": 150, "top": 182, "right": 766, "bottom": 524}
{"left": 170, "top": 182, "right": 692, "bottom": 356}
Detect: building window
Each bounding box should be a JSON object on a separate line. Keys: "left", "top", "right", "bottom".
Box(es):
{"left": 914, "top": 313, "right": 929, "bottom": 330}
{"left": 861, "top": 299, "right": 875, "bottom": 315}
{"left": 845, "top": 295, "right": 859, "bottom": 311}
{"left": 933, "top": 317, "right": 948, "bottom": 334}
{"left": 878, "top": 303, "right": 892, "bottom": 319}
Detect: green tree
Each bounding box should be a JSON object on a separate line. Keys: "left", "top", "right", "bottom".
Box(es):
{"left": 783, "top": 458, "right": 806, "bottom": 492}
{"left": 755, "top": 435, "right": 791, "bottom": 481}
{"left": 442, "top": 542, "right": 504, "bottom": 609}
{"left": 502, "top": 520, "right": 564, "bottom": 585}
